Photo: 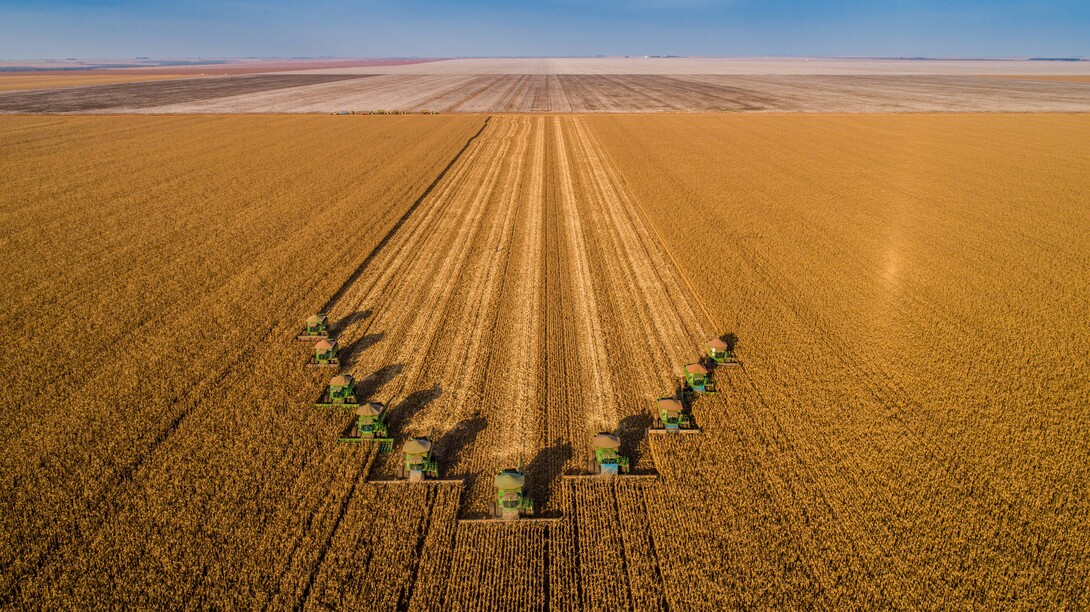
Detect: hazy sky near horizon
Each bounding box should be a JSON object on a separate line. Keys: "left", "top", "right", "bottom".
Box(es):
{"left": 1, "top": 0, "right": 1087, "bottom": 59}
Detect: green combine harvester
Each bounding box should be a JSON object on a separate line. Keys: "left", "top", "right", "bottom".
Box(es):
{"left": 314, "top": 374, "right": 360, "bottom": 409}
{"left": 398, "top": 437, "right": 440, "bottom": 482}
{"left": 491, "top": 463, "right": 535, "bottom": 520}
{"left": 707, "top": 336, "right": 741, "bottom": 368}
{"left": 338, "top": 402, "right": 393, "bottom": 451}
{"left": 588, "top": 433, "right": 630, "bottom": 476}
{"left": 563, "top": 431, "right": 657, "bottom": 480}
{"left": 682, "top": 362, "right": 717, "bottom": 395}
{"left": 307, "top": 338, "right": 340, "bottom": 368}
{"left": 297, "top": 313, "right": 329, "bottom": 341}
{"left": 649, "top": 397, "right": 699, "bottom": 434}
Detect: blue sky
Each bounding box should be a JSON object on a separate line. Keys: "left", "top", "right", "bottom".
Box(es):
{"left": 1, "top": 1, "right": 1087, "bottom": 59}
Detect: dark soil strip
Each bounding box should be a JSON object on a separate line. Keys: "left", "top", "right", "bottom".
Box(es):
{"left": 0, "top": 74, "right": 368, "bottom": 113}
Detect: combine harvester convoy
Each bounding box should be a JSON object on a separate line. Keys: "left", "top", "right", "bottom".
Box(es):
{"left": 295, "top": 313, "right": 738, "bottom": 518}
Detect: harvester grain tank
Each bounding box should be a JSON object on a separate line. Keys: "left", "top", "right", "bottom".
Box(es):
{"left": 682, "top": 362, "right": 717, "bottom": 395}
{"left": 707, "top": 337, "right": 741, "bottom": 368}
{"left": 491, "top": 464, "right": 535, "bottom": 520}
{"left": 297, "top": 313, "right": 330, "bottom": 341}
{"left": 337, "top": 402, "right": 393, "bottom": 451}
{"left": 589, "top": 433, "right": 630, "bottom": 475}
{"left": 315, "top": 374, "right": 359, "bottom": 408}
{"left": 649, "top": 397, "right": 699, "bottom": 434}
{"left": 308, "top": 338, "right": 340, "bottom": 367}
{"left": 399, "top": 437, "right": 440, "bottom": 482}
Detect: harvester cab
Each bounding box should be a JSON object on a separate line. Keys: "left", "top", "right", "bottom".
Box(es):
{"left": 399, "top": 437, "right": 439, "bottom": 482}
{"left": 337, "top": 402, "right": 393, "bottom": 451}
{"left": 297, "top": 313, "right": 330, "bottom": 341}
{"left": 315, "top": 374, "right": 360, "bottom": 408}
{"left": 491, "top": 463, "right": 534, "bottom": 520}
{"left": 308, "top": 338, "right": 340, "bottom": 368}
{"left": 707, "top": 336, "right": 741, "bottom": 368}
{"left": 682, "top": 362, "right": 717, "bottom": 395}
{"left": 590, "top": 433, "right": 631, "bottom": 475}
{"left": 650, "top": 397, "right": 698, "bottom": 434}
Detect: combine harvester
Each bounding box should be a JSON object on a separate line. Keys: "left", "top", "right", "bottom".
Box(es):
{"left": 706, "top": 336, "right": 742, "bottom": 368}
{"left": 563, "top": 432, "right": 658, "bottom": 480}
{"left": 314, "top": 374, "right": 362, "bottom": 409}
{"left": 307, "top": 338, "right": 340, "bottom": 368}
{"left": 337, "top": 402, "right": 394, "bottom": 451}
{"left": 648, "top": 397, "right": 701, "bottom": 435}
{"left": 680, "top": 362, "right": 717, "bottom": 398}
{"left": 397, "top": 437, "right": 440, "bottom": 481}
{"left": 490, "top": 463, "right": 535, "bottom": 520}
{"left": 460, "top": 459, "right": 559, "bottom": 523}
{"left": 296, "top": 313, "right": 329, "bottom": 342}
{"left": 370, "top": 436, "right": 464, "bottom": 484}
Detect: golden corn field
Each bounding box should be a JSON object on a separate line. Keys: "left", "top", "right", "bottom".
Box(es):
{"left": 1, "top": 112, "right": 1088, "bottom": 608}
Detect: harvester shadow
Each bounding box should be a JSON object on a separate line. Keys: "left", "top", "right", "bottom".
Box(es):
{"left": 436, "top": 414, "right": 488, "bottom": 477}
{"left": 329, "top": 309, "right": 372, "bottom": 335}
{"left": 618, "top": 413, "right": 652, "bottom": 466}
{"left": 721, "top": 331, "right": 739, "bottom": 351}
{"left": 342, "top": 332, "right": 385, "bottom": 368}
{"left": 526, "top": 438, "right": 572, "bottom": 514}
{"left": 355, "top": 364, "right": 404, "bottom": 400}
{"left": 390, "top": 384, "right": 442, "bottom": 436}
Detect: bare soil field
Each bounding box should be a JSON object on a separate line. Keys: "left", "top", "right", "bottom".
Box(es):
{"left": 3, "top": 58, "right": 1089, "bottom": 114}
{"left": 1, "top": 113, "right": 1088, "bottom": 608}
{"left": 130, "top": 74, "right": 1090, "bottom": 113}
{"left": 978, "top": 74, "right": 1090, "bottom": 84}
{"left": 4, "top": 74, "right": 1090, "bottom": 114}
{"left": 0, "top": 74, "right": 367, "bottom": 112}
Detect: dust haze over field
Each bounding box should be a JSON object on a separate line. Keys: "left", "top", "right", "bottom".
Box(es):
{"left": 2, "top": 57, "right": 1090, "bottom": 113}
{"left": 1, "top": 112, "right": 1088, "bottom": 608}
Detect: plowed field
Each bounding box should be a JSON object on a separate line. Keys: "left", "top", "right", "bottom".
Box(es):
{"left": 1, "top": 113, "right": 1088, "bottom": 608}
{"left": 4, "top": 57, "right": 1090, "bottom": 114}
